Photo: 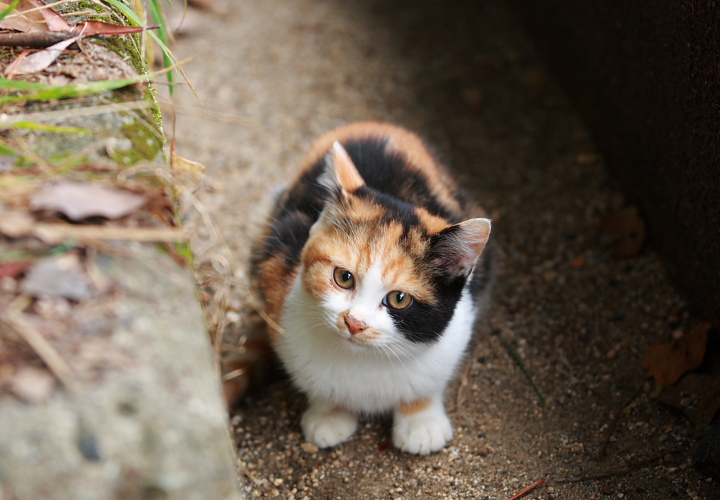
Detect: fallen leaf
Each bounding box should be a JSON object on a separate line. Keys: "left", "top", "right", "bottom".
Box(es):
{"left": 20, "top": 253, "right": 92, "bottom": 300}
{"left": 0, "top": 0, "right": 47, "bottom": 32}
{"left": 170, "top": 153, "right": 205, "bottom": 195}
{"left": 0, "top": 260, "right": 34, "bottom": 279}
{"left": 74, "top": 20, "right": 158, "bottom": 37}
{"left": 171, "top": 153, "right": 205, "bottom": 178}
{"left": 30, "top": 182, "right": 145, "bottom": 221}
{"left": 9, "top": 366, "right": 56, "bottom": 403}
{"left": 643, "top": 322, "right": 711, "bottom": 386}
{"left": 23, "top": 0, "right": 70, "bottom": 32}
{"left": 599, "top": 205, "right": 647, "bottom": 257}
{"left": 13, "top": 36, "right": 77, "bottom": 75}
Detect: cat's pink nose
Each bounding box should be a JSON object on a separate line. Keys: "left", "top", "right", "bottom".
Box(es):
{"left": 344, "top": 315, "right": 367, "bottom": 335}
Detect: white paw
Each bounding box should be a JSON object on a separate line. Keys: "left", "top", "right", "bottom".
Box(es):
{"left": 301, "top": 406, "right": 358, "bottom": 449}
{"left": 393, "top": 410, "right": 453, "bottom": 455}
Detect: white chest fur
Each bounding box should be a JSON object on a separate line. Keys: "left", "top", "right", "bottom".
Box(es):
{"left": 277, "top": 273, "right": 478, "bottom": 414}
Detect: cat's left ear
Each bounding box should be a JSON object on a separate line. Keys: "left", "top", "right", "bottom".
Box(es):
{"left": 319, "top": 141, "right": 365, "bottom": 202}
{"left": 429, "top": 218, "right": 491, "bottom": 277}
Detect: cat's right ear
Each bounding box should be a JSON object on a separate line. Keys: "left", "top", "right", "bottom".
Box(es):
{"left": 429, "top": 218, "right": 491, "bottom": 277}
{"left": 318, "top": 141, "right": 365, "bottom": 203}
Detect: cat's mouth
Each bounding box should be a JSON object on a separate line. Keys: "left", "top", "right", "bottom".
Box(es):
{"left": 340, "top": 328, "right": 381, "bottom": 348}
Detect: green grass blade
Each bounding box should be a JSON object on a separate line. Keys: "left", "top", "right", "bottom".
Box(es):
{"left": 0, "top": 75, "right": 150, "bottom": 104}
{"left": 100, "top": 0, "right": 145, "bottom": 27}
{"left": 0, "top": 78, "right": 51, "bottom": 91}
{"left": 0, "top": 141, "right": 18, "bottom": 155}
{"left": 101, "top": 0, "right": 177, "bottom": 91}
{"left": 10, "top": 122, "right": 91, "bottom": 134}
{"left": 0, "top": 0, "right": 21, "bottom": 22}
{"left": 147, "top": 0, "right": 174, "bottom": 92}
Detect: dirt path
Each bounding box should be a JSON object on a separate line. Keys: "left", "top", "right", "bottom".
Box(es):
{"left": 168, "top": 1, "right": 716, "bottom": 498}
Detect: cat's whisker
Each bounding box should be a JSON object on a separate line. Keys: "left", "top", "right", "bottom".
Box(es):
{"left": 376, "top": 342, "right": 399, "bottom": 369}
{"left": 380, "top": 341, "right": 407, "bottom": 371}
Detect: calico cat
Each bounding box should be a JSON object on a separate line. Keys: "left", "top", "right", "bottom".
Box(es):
{"left": 250, "top": 121, "right": 493, "bottom": 455}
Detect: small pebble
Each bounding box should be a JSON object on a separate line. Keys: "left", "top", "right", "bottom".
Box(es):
{"left": 300, "top": 443, "right": 318, "bottom": 454}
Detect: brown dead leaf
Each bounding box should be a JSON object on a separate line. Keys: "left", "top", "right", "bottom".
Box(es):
{"left": 0, "top": 260, "right": 34, "bottom": 279}
{"left": 643, "top": 322, "right": 711, "bottom": 387}
{"left": 74, "top": 20, "right": 157, "bottom": 37}
{"left": 30, "top": 182, "right": 145, "bottom": 221}
{"left": 170, "top": 153, "right": 205, "bottom": 195}
{"left": 0, "top": 0, "right": 47, "bottom": 32}
{"left": 12, "top": 36, "right": 77, "bottom": 76}
{"left": 599, "top": 205, "right": 647, "bottom": 257}
{"left": 23, "top": 0, "right": 70, "bottom": 32}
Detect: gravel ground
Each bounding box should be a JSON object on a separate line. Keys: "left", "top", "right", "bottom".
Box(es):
{"left": 167, "top": 1, "right": 717, "bottom": 498}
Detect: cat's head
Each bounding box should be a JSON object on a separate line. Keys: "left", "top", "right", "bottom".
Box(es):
{"left": 299, "top": 142, "right": 491, "bottom": 353}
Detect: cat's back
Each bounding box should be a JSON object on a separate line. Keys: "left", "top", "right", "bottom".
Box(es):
{"left": 292, "top": 121, "right": 471, "bottom": 223}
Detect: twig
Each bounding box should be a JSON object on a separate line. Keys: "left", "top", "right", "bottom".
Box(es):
{"left": 508, "top": 477, "right": 545, "bottom": 500}
{"left": 499, "top": 336, "right": 547, "bottom": 404}
{"left": 0, "top": 31, "right": 76, "bottom": 48}
{"left": 222, "top": 368, "right": 245, "bottom": 382}
{"left": 554, "top": 447, "right": 684, "bottom": 483}
{"left": 165, "top": 103, "right": 258, "bottom": 127}
{"left": 33, "top": 224, "right": 187, "bottom": 244}
{"left": 597, "top": 383, "right": 644, "bottom": 461}
{"left": 237, "top": 460, "right": 264, "bottom": 488}
{"left": 1, "top": 296, "right": 79, "bottom": 392}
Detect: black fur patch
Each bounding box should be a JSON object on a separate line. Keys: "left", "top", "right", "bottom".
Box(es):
{"left": 261, "top": 211, "right": 313, "bottom": 268}
{"left": 388, "top": 273, "right": 467, "bottom": 343}
{"left": 342, "top": 139, "right": 459, "bottom": 222}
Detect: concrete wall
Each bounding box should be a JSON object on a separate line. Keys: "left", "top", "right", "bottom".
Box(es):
{"left": 509, "top": 1, "right": 720, "bottom": 327}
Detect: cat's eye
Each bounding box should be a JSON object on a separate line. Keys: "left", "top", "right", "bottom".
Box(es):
{"left": 333, "top": 267, "right": 355, "bottom": 289}
{"left": 384, "top": 290, "right": 413, "bottom": 310}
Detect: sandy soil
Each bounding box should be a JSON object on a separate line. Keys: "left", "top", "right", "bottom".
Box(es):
{"left": 167, "top": 1, "right": 717, "bottom": 498}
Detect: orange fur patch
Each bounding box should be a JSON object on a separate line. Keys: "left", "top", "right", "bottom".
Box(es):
{"left": 416, "top": 207, "right": 452, "bottom": 234}
{"left": 356, "top": 199, "right": 385, "bottom": 221}
{"left": 398, "top": 397, "right": 432, "bottom": 415}
{"left": 258, "top": 254, "right": 298, "bottom": 342}
{"left": 353, "top": 327, "right": 381, "bottom": 343}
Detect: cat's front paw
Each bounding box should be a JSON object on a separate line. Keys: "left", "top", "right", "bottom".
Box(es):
{"left": 301, "top": 404, "right": 358, "bottom": 449}
{"left": 393, "top": 399, "right": 453, "bottom": 455}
